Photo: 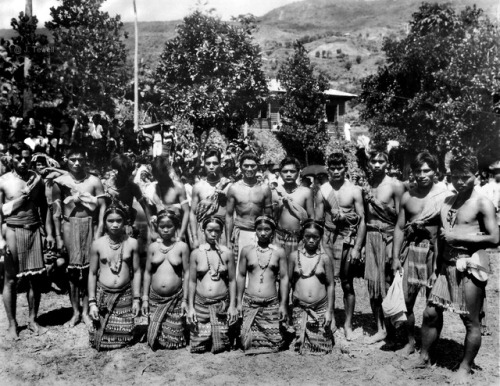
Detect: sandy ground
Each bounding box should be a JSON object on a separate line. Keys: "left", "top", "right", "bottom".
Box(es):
{"left": 0, "top": 253, "right": 498, "bottom": 386}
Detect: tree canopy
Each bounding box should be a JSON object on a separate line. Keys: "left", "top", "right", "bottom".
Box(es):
{"left": 45, "top": 0, "right": 129, "bottom": 115}
{"left": 360, "top": 3, "right": 500, "bottom": 164}
{"left": 154, "top": 11, "right": 268, "bottom": 139}
{"left": 276, "top": 41, "right": 329, "bottom": 164}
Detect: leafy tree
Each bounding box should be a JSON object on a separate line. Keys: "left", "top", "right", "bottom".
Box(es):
{"left": 360, "top": 3, "right": 500, "bottom": 164}
{"left": 154, "top": 11, "right": 268, "bottom": 141}
{"left": 0, "top": 13, "right": 51, "bottom": 117}
{"left": 45, "top": 0, "right": 129, "bottom": 115}
{"left": 276, "top": 41, "right": 329, "bottom": 164}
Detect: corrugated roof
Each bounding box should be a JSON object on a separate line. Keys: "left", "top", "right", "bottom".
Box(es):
{"left": 267, "top": 79, "right": 357, "bottom": 98}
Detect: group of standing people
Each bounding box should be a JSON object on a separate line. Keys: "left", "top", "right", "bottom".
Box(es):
{"left": 0, "top": 141, "right": 498, "bottom": 385}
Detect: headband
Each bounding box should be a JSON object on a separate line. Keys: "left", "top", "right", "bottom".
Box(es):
{"left": 157, "top": 208, "right": 181, "bottom": 225}
{"left": 254, "top": 215, "right": 276, "bottom": 230}
{"left": 202, "top": 216, "right": 225, "bottom": 230}
{"left": 104, "top": 204, "right": 128, "bottom": 223}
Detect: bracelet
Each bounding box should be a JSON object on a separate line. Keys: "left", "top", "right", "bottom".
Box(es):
{"left": 89, "top": 303, "right": 98, "bottom": 308}
{"left": 182, "top": 299, "right": 188, "bottom": 303}
{"left": 133, "top": 296, "right": 141, "bottom": 302}
{"left": 88, "top": 298, "right": 96, "bottom": 303}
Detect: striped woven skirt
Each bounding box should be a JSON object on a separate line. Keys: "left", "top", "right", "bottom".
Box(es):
{"left": 190, "top": 292, "right": 229, "bottom": 354}
{"left": 147, "top": 287, "right": 186, "bottom": 350}
{"left": 89, "top": 282, "right": 135, "bottom": 351}
{"left": 292, "top": 295, "right": 333, "bottom": 355}
{"left": 67, "top": 216, "right": 93, "bottom": 270}
{"left": 275, "top": 227, "right": 301, "bottom": 257}
{"left": 7, "top": 224, "right": 45, "bottom": 278}
{"left": 364, "top": 230, "right": 393, "bottom": 299}
{"left": 241, "top": 294, "right": 283, "bottom": 353}
{"left": 401, "top": 239, "right": 433, "bottom": 300}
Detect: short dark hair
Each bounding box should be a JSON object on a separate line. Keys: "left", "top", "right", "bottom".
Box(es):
{"left": 280, "top": 156, "right": 301, "bottom": 171}
{"left": 300, "top": 219, "right": 325, "bottom": 239}
{"left": 450, "top": 155, "right": 478, "bottom": 175}
{"left": 411, "top": 151, "right": 438, "bottom": 172}
{"left": 151, "top": 155, "right": 171, "bottom": 180}
{"left": 327, "top": 152, "right": 347, "bottom": 168}
{"left": 66, "top": 146, "right": 87, "bottom": 158}
{"left": 204, "top": 148, "right": 221, "bottom": 162}
{"left": 9, "top": 144, "right": 31, "bottom": 156}
{"left": 111, "top": 154, "right": 134, "bottom": 177}
{"left": 239, "top": 152, "right": 259, "bottom": 167}
{"left": 368, "top": 150, "right": 389, "bottom": 161}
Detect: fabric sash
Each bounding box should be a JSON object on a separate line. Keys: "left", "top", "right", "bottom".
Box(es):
{"left": 147, "top": 286, "right": 183, "bottom": 348}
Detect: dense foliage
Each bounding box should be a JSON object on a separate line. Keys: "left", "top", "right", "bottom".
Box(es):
{"left": 360, "top": 3, "right": 500, "bottom": 164}
{"left": 276, "top": 41, "right": 329, "bottom": 164}
{"left": 154, "top": 11, "right": 268, "bottom": 140}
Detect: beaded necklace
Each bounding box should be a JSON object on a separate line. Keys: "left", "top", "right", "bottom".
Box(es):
{"left": 256, "top": 245, "right": 273, "bottom": 284}
{"left": 158, "top": 240, "right": 177, "bottom": 255}
{"left": 297, "top": 248, "right": 322, "bottom": 279}
{"left": 205, "top": 246, "right": 224, "bottom": 281}
{"left": 106, "top": 234, "right": 125, "bottom": 275}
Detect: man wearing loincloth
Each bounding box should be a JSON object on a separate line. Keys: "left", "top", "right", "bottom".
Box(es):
{"left": 88, "top": 204, "right": 141, "bottom": 351}
{"left": 189, "top": 148, "right": 232, "bottom": 249}
{"left": 146, "top": 155, "right": 189, "bottom": 241}
{"left": 392, "top": 152, "right": 452, "bottom": 355}
{"left": 52, "top": 147, "right": 106, "bottom": 327}
{"left": 274, "top": 157, "right": 314, "bottom": 257}
{"left": 226, "top": 152, "right": 272, "bottom": 266}
{"left": 413, "top": 155, "right": 499, "bottom": 384}
{"left": 363, "top": 150, "right": 404, "bottom": 344}
{"left": 142, "top": 210, "right": 189, "bottom": 350}
{"left": 0, "top": 145, "right": 54, "bottom": 339}
{"left": 236, "top": 216, "right": 288, "bottom": 354}
{"left": 315, "top": 152, "right": 365, "bottom": 340}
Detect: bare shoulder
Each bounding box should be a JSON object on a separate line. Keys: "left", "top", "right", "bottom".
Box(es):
{"left": 176, "top": 241, "right": 189, "bottom": 252}
{"left": 125, "top": 236, "right": 138, "bottom": 249}
{"left": 476, "top": 194, "right": 495, "bottom": 213}
{"left": 148, "top": 241, "right": 159, "bottom": 253}
{"left": 272, "top": 245, "right": 286, "bottom": 258}
{"left": 241, "top": 244, "right": 253, "bottom": 256}
{"left": 93, "top": 236, "right": 107, "bottom": 248}
{"left": 391, "top": 178, "right": 405, "bottom": 191}
{"left": 289, "top": 250, "right": 298, "bottom": 262}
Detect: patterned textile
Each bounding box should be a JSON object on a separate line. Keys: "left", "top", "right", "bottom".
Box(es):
{"left": 402, "top": 240, "right": 433, "bottom": 299}
{"left": 89, "top": 282, "right": 135, "bottom": 351}
{"left": 275, "top": 227, "right": 301, "bottom": 257}
{"left": 190, "top": 292, "right": 230, "bottom": 354}
{"left": 195, "top": 178, "right": 231, "bottom": 224}
{"left": 67, "top": 216, "right": 93, "bottom": 270}
{"left": 323, "top": 229, "right": 352, "bottom": 278}
{"left": 292, "top": 295, "right": 333, "bottom": 354}
{"left": 241, "top": 294, "right": 283, "bottom": 353}
{"left": 7, "top": 224, "right": 45, "bottom": 278}
{"left": 147, "top": 287, "right": 186, "bottom": 350}
{"left": 364, "top": 225, "right": 393, "bottom": 299}
{"left": 231, "top": 217, "right": 255, "bottom": 261}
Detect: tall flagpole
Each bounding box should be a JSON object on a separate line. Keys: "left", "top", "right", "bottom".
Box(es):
{"left": 133, "top": 0, "right": 139, "bottom": 132}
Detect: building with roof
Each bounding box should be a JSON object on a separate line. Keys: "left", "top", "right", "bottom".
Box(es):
{"left": 249, "top": 78, "right": 357, "bottom": 133}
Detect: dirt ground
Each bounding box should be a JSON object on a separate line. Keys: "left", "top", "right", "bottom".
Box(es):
{"left": 0, "top": 253, "right": 498, "bottom": 386}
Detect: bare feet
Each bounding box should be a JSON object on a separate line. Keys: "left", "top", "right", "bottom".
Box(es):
{"left": 450, "top": 368, "right": 471, "bottom": 385}
{"left": 365, "top": 330, "right": 387, "bottom": 345}
{"left": 64, "top": 314, "right": 81, "bottom": 328}
{"left": 27, "top": 321, "right": 48, "bottom": 336}
{"left": 82, "top": 313, "right": 93, "bottom": 328}
{"left": 402, "top": 357, "right": 431, "bottom": 370}
{"left": 397, "top": 341, "right": 416, "bottom": 357}
{"left": 6, "top": 324, "right": 19, "bottom": 341}
{"left": 344, "top": 325, "right": 354, "bottom": 341}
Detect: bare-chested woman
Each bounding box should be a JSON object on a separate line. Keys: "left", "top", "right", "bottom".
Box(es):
{"left": 187, "top": 216, "right": 238, "bottom": 353}
{"left": 236, "top": 216, "right": 288, "bottom": 354}
{"left": 289, "top": 219, "right": 335, "bottom": 354}
{"left": 88, "top": 205, "right": 140, "bottom": 351}
{"left": 142, "top": 209, "right": 189, "bottom": 350}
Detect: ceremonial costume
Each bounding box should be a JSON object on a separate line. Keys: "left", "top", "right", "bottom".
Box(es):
{"left": 363, "top": 187, "right": 397, "bottom": 298}
{"left": 89, "top": 282, "right": 135, "bottom": 351}
{"left": 240, "top": 294, "right": 283, "bottom": 353}
{"left": 190, "top": 292, "right": 230, "bottom": 354}
{"left": 399, "top": 188, "right": 451, "bottom": 299}
{"left": 147, "top": 287, "right": 186, "bottom": 349}
{"left": 320, "top": 183, "right": 359, "bottom": 277}
{"left": 292, "top": 295, "right": 333, "bottom": 354}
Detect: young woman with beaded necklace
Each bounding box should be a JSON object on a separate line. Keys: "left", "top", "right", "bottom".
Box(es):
{"left": 88, "top": 205, "right": 140, "bottom": 351}
{"left": 142, "top": 209, "right": 189, "bottom": 350}
{"left": 187, "top": 216, "right": 238, "bottom": 353}
{"left": 236, "top": 216, "right": 289, "bottom": 353}
{"left": 288, "top": 219, "right": 335, "bottom": 354}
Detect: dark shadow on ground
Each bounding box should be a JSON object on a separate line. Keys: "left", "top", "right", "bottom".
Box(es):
{"left": 37, "top": 307, "right": 73, "bottom": 327}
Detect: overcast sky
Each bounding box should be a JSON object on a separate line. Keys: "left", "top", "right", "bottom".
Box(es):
{"left": 0, "top": 0, "right": 302, "bottom": 29}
